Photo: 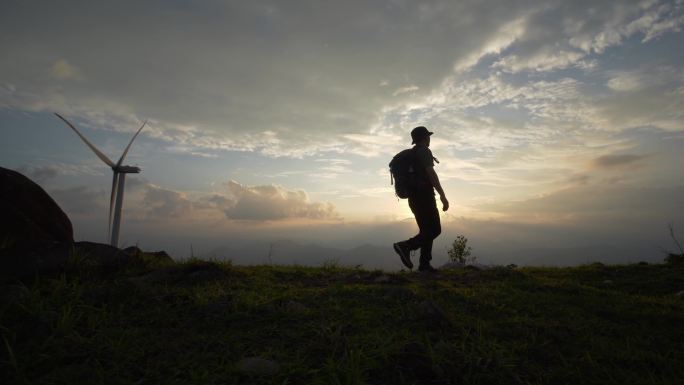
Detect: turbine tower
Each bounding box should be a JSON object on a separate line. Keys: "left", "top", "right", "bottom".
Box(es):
{"left": 55, "top": 113, "right": 147, "bottom": 247}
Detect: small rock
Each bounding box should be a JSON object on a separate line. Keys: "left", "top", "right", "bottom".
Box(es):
{"left": 122, "top": 247, "right": 173, "bottom": 263}
{"left": 74, "top": 241, "right": 131, "bottom": 268}
{"left": 148, "top": 250, "right": 173, "bottom": 263}
{"left": 675, "top": 290, "right": 684, "bottom": 298}
{"left": 235, "top": 357, "right": 280, "bottom": 376}
{"left": 122, "top": 246, "right": 143, "bottom": 256}
{"left": 603, "top": 280, "right": 613, "bottom": 285}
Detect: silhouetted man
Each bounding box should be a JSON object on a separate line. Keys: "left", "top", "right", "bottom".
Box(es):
{"left": 393, "top": 126, "right": 449, "bottom": 272}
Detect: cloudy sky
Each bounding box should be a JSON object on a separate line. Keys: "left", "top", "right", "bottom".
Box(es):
{"left": 2, "top": 0, "right": 683, "bottom": 267}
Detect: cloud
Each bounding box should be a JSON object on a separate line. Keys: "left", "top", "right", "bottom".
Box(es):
{"left": 492, "top": 50, "right": 585, "bottom": 73}
{"left": 222, "top": 180, "right": 340, "bottom": 221}
{"left": 607, "top": 73, "right": 644, "bottom": 92}
{"left": 6, "top": 0, "right": 642, "bottom": 157}
{"left": 454, "top": 16, "right": 529, "bottom": 72}
{"left": 607, "top": 66, "right": 684, "bottom": 93}
{"left": 597, "top": 67, "right": 684, "bottom": 131}
{"left": 50, "top": 59, "right": 82, "bottom": 80}
{"left": 50, "top": 186, "right": 104, "bottom": 215}
{"left": 392, "top": 85, "right": 419, "bottom": 96}
{"left": 592, "top": 153, "right": 648, "bottom": 168}
{"left": 566, "top": 174, "right": 591, "bottom": 186}
{"left": 102, "top": 179, "right": 341, "bottom": 222}
{"left": 477, "top": 183, "right": 684, "bottom": 225}
{"left": 485, "top": 1, "right": 684, "bottom": 73}
{"left": 3, "top": 0, "right": 684, "bottom": 254}
{"left": 2, "top": 0, "right": 682, "bottom": 161}
{"left": 16, "top": 164, "right": 59, "bottom": 183}
{"left": 310, "top": 158, "right": 353, "bottom": 178}
{"left": 15, "top": 163, "right": 104, "bottom": 183}
{"left": 142, "top": 184, "right": 193, "bottom": 218}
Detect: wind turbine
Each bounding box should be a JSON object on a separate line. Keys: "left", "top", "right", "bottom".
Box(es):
{"left": 55, "top": 113, "right": 147, "bottom": 247}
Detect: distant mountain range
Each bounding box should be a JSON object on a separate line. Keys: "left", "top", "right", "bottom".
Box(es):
{"left": 201, "top": 239, "right": 660, "bottom": 270}
{"left": 203, "top": 240, "right": 400, "bottom": 270}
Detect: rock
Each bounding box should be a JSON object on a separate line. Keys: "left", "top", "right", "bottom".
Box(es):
{"left": 148, "top": 250, "right": 173, "bottom": 263}
{"left": 122, "top": 246, "right": 143, "bottom": 256}
{"left": 235, "top": 357, "right": 280, "bottom": 376}
{"left": 1, "top": 167, "right": 74, "bottom": 279}
{"left": 122, "top": 247, "right": 173, "bottom": 264}
{"left": 0, "top": 167, "right": 73, "bottom": 248}
{"left": 675, "top": 290, "right": 684, "bottom": 298}
{"left": 73, "top": 241, "right": 131, "bottom": 268}
{"left": 603, "top": 280, "right": 613, "bottom": 285}
{"left": 0, "top": 242, "right": 71, "bottom": 282}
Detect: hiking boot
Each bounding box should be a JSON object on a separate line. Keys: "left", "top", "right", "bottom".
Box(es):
{"left": 393, "top": 242, "right": 413, "bottom": 269}
{"left": 418, "top": 264, "right": 438, "bottom": 273}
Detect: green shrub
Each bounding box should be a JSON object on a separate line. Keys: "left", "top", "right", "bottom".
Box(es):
{"left": 447, "top": 235, "right": 477, "bottom": 265}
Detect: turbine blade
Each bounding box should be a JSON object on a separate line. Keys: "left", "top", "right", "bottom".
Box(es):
{"left": 108, "top": 173, "right": 119, "bottom": 241}
{"left": 54, "top": 113, "right": 115, "bottom": 167}
{"left": 116, "top": 119, "right": 147, "bottom": 167}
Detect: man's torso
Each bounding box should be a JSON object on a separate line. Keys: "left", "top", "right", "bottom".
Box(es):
{"left": 411, "top": 144, "right": 435, "bottom": 196}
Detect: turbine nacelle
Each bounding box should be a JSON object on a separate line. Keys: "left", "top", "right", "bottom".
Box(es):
{"left": 55, "top": 112, "right": 147, "bottom": 247}
{"left": 114, "top": 165, "right": 141, "bottom": 174}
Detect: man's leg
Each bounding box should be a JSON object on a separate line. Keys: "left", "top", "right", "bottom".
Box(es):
{"left": 394, "top": 195, "right": 425, "bottom": 269}
{"left": 406, "top": 195, "right": 429, "bottom": 251}
{"left": 418, "top": 198, "right": 441, "bottom": 268}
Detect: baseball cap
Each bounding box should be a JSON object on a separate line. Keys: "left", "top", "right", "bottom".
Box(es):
{"left": 411, "top": 126, "right": 434, "bottom": 144}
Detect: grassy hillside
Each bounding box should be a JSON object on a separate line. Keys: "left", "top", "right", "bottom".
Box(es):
{"left": 1, "top": 255, "right": 683, "bottom": 385}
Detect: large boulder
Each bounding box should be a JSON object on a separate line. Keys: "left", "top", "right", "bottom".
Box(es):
{"left": 1, "top": 167, "right": 74, "bottom": 279}
{"left": 1, "top": 167, "right": 73, "bottom": 248}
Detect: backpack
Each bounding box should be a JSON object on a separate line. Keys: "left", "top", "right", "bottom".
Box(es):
{"left": 389, "top": 148, "right": 417, "bottom": 199}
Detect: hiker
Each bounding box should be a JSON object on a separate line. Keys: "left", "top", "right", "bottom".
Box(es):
{"left": 393, "top": 126, "right": 449, "bottom": 272}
